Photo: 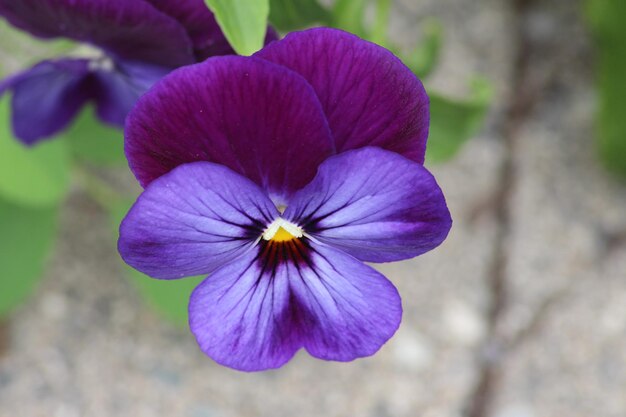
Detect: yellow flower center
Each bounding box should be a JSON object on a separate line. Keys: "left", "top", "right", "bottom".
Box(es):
{"left": 262, "top": 218, "right": 303, "bottom": 242}
{"left": 272, "top": 226, "right": 297, "bottom": 242}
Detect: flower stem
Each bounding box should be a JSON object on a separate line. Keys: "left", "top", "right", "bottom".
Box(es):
{"left": 73, "top": 165, "right": 124, "bottom": 212}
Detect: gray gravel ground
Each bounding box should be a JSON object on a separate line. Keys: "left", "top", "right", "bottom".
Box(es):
{"left": 1, "top": 1, "right": 625, "bottom": 416}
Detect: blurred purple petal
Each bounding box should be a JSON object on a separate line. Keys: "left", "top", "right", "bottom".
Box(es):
{"left": 0, "top": 59, "right": 92, "bottom": 145}
{"left": 0, "top": 0, "right": 194, "bottom": 67}
{"left": 92, "top": 59, "right": 171, "bottom": 127}
{"left": 125, "top": 56, "right": 334, "bottom": 203}
{"left": 284, "top": 147, "right": 452, "bottom": 262}
{"left": 263, "top": 27, "right": 280, "bottom": 47}
{"left": 189, "top": 239, "right": 401, "bottom": 371}
{"left": 144, "top": 0, "right": 280, "bottom": 60}
{"left": 118, "top": 162, "right": 278, "bottom": 280}
{"left": 143, "top": 0, "right": 230, "bottom": 59}
{"left": 256, "top": 28, "right": 429, "bottom": 163}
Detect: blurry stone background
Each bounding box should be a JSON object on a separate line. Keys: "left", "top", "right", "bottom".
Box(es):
{"left": 1, "top": 0, "right": 625, "bottom": 416}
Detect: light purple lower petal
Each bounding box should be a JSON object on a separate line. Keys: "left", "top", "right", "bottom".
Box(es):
{"left": 118, "top": 161, "right": 279, "bottom": 280}
{"left": 189, "top": 250, "right": 301, "bottom": 371}
{"left": 293, "top": 242, "right": 402, "bottom": 361}
{"left": 188, "top": 239, "right": 401, "bottom": 371}
{"left": 284, "top": 147, "right": 452, "bottom": 263}
{"left": 0, "top": 59, "right": 92, "bottom": 145}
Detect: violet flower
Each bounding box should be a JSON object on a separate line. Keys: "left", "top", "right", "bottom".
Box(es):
{"left": 118, "top": 28, "right": 452, "bottom": 371}
{"left": 0, "top": 0, "right": 275, "bottom": 145}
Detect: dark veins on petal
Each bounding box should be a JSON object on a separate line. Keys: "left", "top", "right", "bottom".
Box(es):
{"left": 288, "top": 200, "right": 354, "bottom": 234}
{"left": 257, "top": 238, "right": 312, "bottom": 272}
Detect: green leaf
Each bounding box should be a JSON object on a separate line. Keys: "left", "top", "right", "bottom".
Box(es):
{"left": 585, "top": 0, "right": 626, "bottom": 40}
{"left": 327, "top": 2, "right": 442, "bottom": 78}
{"left": 595, "top": 50, "right": 626, "bottom": 179}
{"left": 331, "top": 0, "right": 368, "bottom": 37}
{"left": 426, "top": 78, "right": 492, "bottom": 163}
{"left": 269, "top": 0, "right": 329, "bottom": 31}
{"left": 126, "top": 268, "right": 204, "bottom": 326}
{"left": 371, "top": 0, "right": 392, "bottom": 46}
{"left": 0, "top": 198, "right": 58, "bottom": 317}
{"left": 63, "top": 107, "right": 126, "bottom": 166}
{"left": 205, "top": 0, "right": 269, "bottom": 56}
{"left": 399, "top": 19, "right": 443, "bottom": 79}
{"left": 109, "top": 200, "right": 203, "bottom": 326}
{"left": 0, "top": 95, "right": 71, "bottom": 208}
{"left": 585, "top": 0, "right": 626, "bottom": 179}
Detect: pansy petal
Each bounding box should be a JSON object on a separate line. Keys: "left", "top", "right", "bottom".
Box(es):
{"left": 189, "top": 239, "right": 401, "bottom": 371}
{"left": 125, "top": 56, "right": 334, "bottom": 203}
{"left": 142, "top": 0, "right": 230, "bottom": 58}
{"left": 284, "top": 147, "right": 452, "bottom": 263}
{"left": 187, "top": 26, "right": 278, "bottom": 61}
{"left": 118, "top": 161, "right": 279, "bottom": 280}
{"left": 189, "top": 251, "right": 300, "bottom": 371}
{"left": 0, "top": 0, "right": 194, "bottom": 67}
{"left": 291, "top": 242, "right": 402, "bottom": 361}
{"left": 0, "top": 59, "right": 92, "bottom": 145}
{"left": 92, "top": 60, "right": 171, "bottom": 127}
{"left": 188, "top": 26, "right": 278, "bottom": 61}
{"left": 144, "top": 0, "right": 279, "bottom": 60}
{"left": 256, "top": 28, "right": 429, "bottom": 163}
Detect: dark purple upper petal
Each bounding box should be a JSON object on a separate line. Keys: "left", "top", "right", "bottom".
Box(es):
{"left": 118, "top": 161, "right": 279, "bottom": 280}
{"left": 0, "top": 0, "right": 194, "bottom": 67}
{"left": 256, "top": 28, "right": 430, "bottom": 164}
{"left": 189, "top": 238, "right": 401, "bottom": 371}
{"left": 125, "top": 56, "right": 334, "bottom": 203}
{"left": 0, "top": 59, "right": 92, "bottom": 145}
{"left": 284, "top": 147, "right": 452, "bottom": 263}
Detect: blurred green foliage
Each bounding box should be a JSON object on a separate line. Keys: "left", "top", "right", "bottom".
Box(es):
{"left": 0, "top": 19, "right": 73, "bottom": 75}
{"left": 204, "top": 0, "right": 270, "bottom": 56}
{"left": 63, "top": 107, "right": 126, "bottom": 166}
{"left": 126, "top": 268, "right": 204, "bottom": 325}
{"left": 0, "top": 96, "right": 71, "bottom": 208}
{"left": 0, "top": 22, "right": 66, "bottom": 319}
{"left": 586, "top": 0, "right": 626, "bottom": 179}
{"left": 427, "top": 78, "right": 493, "bottom": 163}
{"left": 269, "top": 0, "right": 329, "bottom": 31}
{"left": 331, "top": 0, "right": 369, "bottom": 37}
{"left": 391, "top": 19, "right": 443, "bottom": 80}
{"left": 0, "top": 199, "right": 58, "bottom": 317}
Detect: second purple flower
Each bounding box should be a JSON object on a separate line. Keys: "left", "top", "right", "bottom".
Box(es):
{"left": 0, "top": 0, "right": 276, "bottom": 144}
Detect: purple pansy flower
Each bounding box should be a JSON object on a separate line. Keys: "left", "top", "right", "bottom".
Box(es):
{"left": 0, "top": 0, "right": 276, "bottom": 145}
{"left": 118, "top": 28, "right": 452, "bottom": 371}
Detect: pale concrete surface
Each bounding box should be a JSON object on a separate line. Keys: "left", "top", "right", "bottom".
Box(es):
{"left": 1, "top": 1, "right": 625, "bottom": 416}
